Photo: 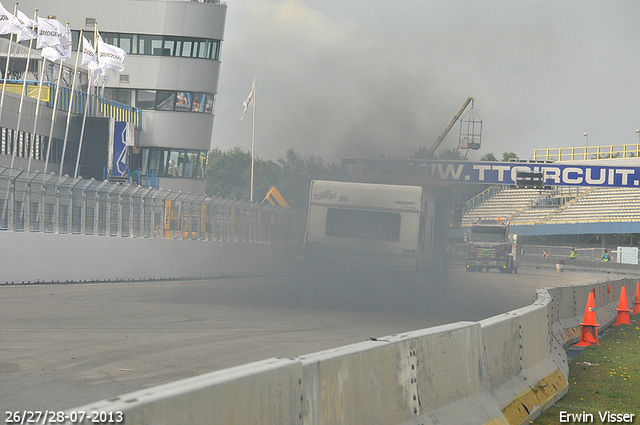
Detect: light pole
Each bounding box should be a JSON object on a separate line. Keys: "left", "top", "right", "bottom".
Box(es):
{"left": 583, "top": 132, "right": 588, "bottom": 159}
{"left": 636, "top": 129, "right": 639, "bottom": 144}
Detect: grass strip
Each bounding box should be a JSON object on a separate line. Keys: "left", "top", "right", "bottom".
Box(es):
{"left": 533, "top": 319, "right": 640, "bottom": 424}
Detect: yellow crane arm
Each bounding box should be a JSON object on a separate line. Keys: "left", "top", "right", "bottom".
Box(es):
{"left": 424, "top": 97, "right": 474, "bottom": 158}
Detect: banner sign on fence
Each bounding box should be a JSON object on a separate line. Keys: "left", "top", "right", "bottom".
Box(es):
{"left": 110, "top": 121, "right": 134, "bottom": 177}
{"left": 617, "top": 246, "right": 638, "bottom": 265}
{"left": 342, "top": 158, "right": 640, "bottom": 188}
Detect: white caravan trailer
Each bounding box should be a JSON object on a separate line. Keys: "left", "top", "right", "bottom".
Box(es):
{"left": 302, "top": 180, "right": 435, "bottom": 277}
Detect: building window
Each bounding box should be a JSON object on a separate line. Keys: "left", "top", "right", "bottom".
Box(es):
{"left": 156, "top": 91, "right": 176, "bottom": 110}
{"left": 140, "top": 147, "right": 207, "bottom": 179}
{"left": 119, "top": 34, "right": 136, "bottom": 55}
{"left": 175, "top": 92, "right": 191, "bottom": 112}
{"left": 325, "top": 208, "right": 402, "bottom": 241}
{"left": 72, "top": 31, "right": 221, "bottom": 60}
{"left": 163, "top": 37, "right": 179, "bottom": 56}
{"left": 136, "top": 90, "right": 156, "bottom": 109}
{"left": 104, "top": 88, "right": 135, "bottom": 106}
{"left": 99, "top": 88, "right": 214, "bottom": 113}
{"left": 182, "top": 40, "right": 193, "bottom": 58}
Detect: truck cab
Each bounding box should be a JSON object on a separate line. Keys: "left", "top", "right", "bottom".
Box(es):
{"left": 466, "top": 219, "right": 520, "bottom": 273}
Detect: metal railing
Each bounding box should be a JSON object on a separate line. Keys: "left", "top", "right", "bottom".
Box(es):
{"left": 448, "top": 242, "right": 616, "bottom": 263}
{"left": 463, "top": 185, "right": 502, "bottom": 213}
{"left": 0, "top": 166, "right": 305, "bottom": 245}
{"left": 533, "top": 144, "right": 640, "bottom": 162}
{"left": 527, "top": 186, "right": 587, "bottom": 208}
{"left": 520, "top": 245, "right": 616, "bottom": 262}
{"left": 0, "top": 79, "right": 142, "bottom": 129}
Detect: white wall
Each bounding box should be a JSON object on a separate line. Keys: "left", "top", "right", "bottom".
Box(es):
{"left": 0, "top": 232, "right": 297, "bottom": 284}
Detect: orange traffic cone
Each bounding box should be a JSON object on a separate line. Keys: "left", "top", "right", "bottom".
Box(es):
{"left": 633, "top": 282, "right": 640, "bottom": 315}
{"left": 614, "top": 286, "right": 631, "bottom": 326}
{"left": 575, "top": 292, "right": 599, "bottom": 346}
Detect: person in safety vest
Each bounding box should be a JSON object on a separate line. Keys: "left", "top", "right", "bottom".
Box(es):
{"left": 602, "top": 249, "right": 610, "bottom": 262}
{"left": 570, "top": 248, "right": 577, "bottom": 260}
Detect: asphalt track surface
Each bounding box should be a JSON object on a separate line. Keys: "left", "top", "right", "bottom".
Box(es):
{"left": 1, "top": 266, "right": 612, "bottom": 412}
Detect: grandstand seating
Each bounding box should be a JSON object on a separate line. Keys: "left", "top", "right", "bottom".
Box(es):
{"left": 544, "top": 187, "right": 640, "bottom": 223}
{"left": 460, "top": 148, "right": 640, "bottom": 228}
{"left": 461, "top": 185, "right": 640, "bottom": 226}
{"left": 462, "top": 187, "right": 553, "bottom": 226}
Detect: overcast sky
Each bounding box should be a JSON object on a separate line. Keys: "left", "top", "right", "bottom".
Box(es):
{"left": 211, "top": 0, "right": 640, "bottom": 163}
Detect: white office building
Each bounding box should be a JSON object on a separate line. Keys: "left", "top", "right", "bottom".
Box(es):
{"left": 1, "top": 0, "right": 227, "bottom": 194}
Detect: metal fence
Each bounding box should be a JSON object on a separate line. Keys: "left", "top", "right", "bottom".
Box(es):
{"left": 449, "top": 242, "right": 621, "bottom": 263}
{"left": 0, "top": 166, "right": 305, "bottom": 245}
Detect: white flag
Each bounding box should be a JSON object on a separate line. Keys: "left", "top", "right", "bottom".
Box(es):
{"left": 81, "top": 36, "right": 98, "bottom": 70}
{"left": 15, "top": 9, "right": 37, "bottom": 42}
{"left": 17, "top": 10, "right": 37, "bottom": 28}
{"left": 41, "top": 42, "right": 71, "bottom": 62}
{"left": 97, "top": 36, "right": 126, "bottom": 72}
{"left": 240, "top": 80, "right": 255, "bottom": 121}
{"left": 82, "top": 36, "right": 102, "bottom": 87}
{"left": 36, "top": 17, "right": 70, "bottom": 49}
{"left": 0, "top": 3, "right": 23, "bottom": 36}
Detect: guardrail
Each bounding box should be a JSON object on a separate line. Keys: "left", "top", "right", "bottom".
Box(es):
{"left": 52, "top": 276, "right": 635, "bottom": 425}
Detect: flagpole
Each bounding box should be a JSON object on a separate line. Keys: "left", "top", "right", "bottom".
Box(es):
{"left": 75, "top": 22, "right": 97, "bottom": 178}
{"left": 11, "top": 8, "right": 37, "bottom": 171}
{"left": 74, "top": 68, "right": 92, "bottom": 178}
{"left": 250, "top": 75, "right": 256, "bottom": 203}
{"left": 43, "top": 23, "right": 68, "bottom": 174}
{"left": 28, "top": 54, "right": 46, "bottom": 172}
{"left": 0, "top": 2, "right": 18, "bottom": 134}
{"left": 59, "top": 28, "right": 82, "bottom": 176}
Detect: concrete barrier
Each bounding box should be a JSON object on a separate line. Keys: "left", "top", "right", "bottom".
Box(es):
{"left": 0, "top": 232, "right": 298, "bottom": 283}
{"left": 300, "top": 322, "right": 505, "bottom": 424}
{"left": 54, "top": 277, "right": 637, "bottom": 425}
{"left": 481, "top": 304, "right": 567, "bottom": 424}
{"left": 57, "top": 358, "right": 304, "bottom": 425}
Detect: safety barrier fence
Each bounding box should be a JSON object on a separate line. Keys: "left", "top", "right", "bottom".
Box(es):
{"left": 520, "top": 244, "right": 614, "bottom": 263}
{"left": 0, "top": 166, "right": 304, "bottom": 246}
{"left": 52, "top": 276, "right": 634, "bottom": 425}
{"left": 449, "top": 243, "right": 616, "bottom": 263}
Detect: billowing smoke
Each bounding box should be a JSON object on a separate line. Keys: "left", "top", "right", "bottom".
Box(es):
{"left": 213, "top": 0, "right": 640, "bottom": 163}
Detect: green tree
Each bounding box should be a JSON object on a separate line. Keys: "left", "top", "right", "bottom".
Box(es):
{"left": 206, "top": 147, "right": 251, "bottom": 200}
{"left": 206, "top": 147, "right": 341, "bottom": 209}
{"left": 277, "top": 149, "right": 340, "bottom": 208}
{"left": 502, "top": 151, "right": 518, "bottom": 161}
{"left": 480, "top": 152, "right": 498, "bottom": 161}
{"left": 410, "top": 146, "right": 430, "bottom": 159}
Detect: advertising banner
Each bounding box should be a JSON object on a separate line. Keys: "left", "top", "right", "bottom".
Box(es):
{"left": 111, "top": 121, "right": 133, "bottom": 177}
{"left": 342, "top": 158, "right": 640, "bottom": 188}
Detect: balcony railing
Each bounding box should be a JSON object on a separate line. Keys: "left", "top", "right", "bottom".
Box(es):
{"left": 1, "top": 79, "right": 142, "bottom": 129}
